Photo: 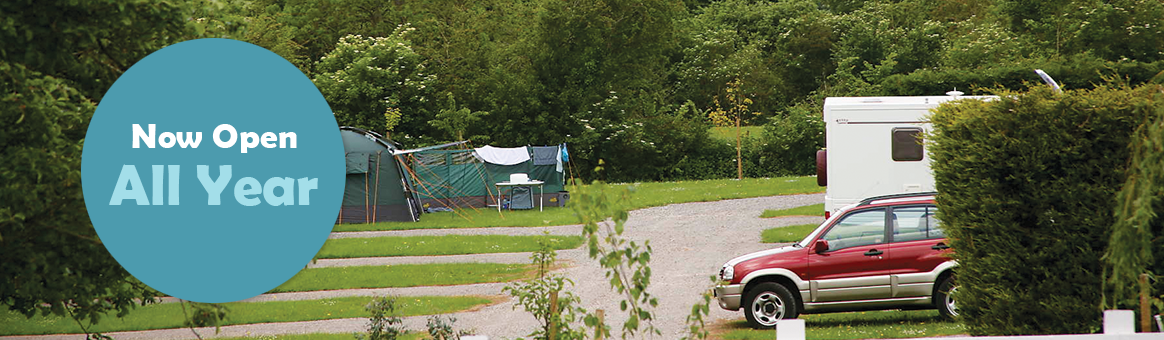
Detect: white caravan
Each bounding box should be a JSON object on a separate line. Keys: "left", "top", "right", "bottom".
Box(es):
{"left": 816, "top": 92, "right": 995, "bottom": 215}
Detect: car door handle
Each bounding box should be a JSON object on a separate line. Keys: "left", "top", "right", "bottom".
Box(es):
{"left": 864, "top": 249, "right": 883, "bottom": 256}
{"left": 932, "top": 243, "right": 950, "bottom": 250}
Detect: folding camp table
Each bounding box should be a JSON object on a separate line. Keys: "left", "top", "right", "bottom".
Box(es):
{"left": 496, "top": 180, "right": 544, "bottom": 212}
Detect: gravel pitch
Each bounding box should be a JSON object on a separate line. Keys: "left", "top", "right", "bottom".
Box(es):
{"left": 5, "top": 193, "right": 824, "bottom": 340}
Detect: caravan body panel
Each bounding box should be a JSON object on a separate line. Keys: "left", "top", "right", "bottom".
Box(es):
{"left": 822, "top": 96, "right": 994, "bottom": 213}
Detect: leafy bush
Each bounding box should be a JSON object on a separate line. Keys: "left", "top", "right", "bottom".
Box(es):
{"left": 928, "top": 85, "right": 1162, "bottom": 335}
{"left": 576, "top": 100, "right": 733, "bottom": 182}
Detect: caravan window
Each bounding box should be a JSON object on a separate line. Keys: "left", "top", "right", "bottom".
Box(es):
{"left": 891, "top": 127, "right": 924, "bottom": 161}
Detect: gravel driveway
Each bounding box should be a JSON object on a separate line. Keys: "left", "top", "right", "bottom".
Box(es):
{"left": 7, "top": 193, "right": 823, "bottom": 340}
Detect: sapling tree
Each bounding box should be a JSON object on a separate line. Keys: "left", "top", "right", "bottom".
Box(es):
{"left": 571, "top": 176, "right": 661, "bottom": 338}
{"left": 708, "top": 78, "right": 759, "bottom": 180}
{"left": 504, "top": 232, "right": 589, "bottom": 340}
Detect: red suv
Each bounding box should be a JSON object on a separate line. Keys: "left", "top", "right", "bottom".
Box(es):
{"left": 714, "top": 192, "right": 956, "bottom": 328}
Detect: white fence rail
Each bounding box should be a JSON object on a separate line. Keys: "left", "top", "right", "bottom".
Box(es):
{"left": 771, "top": 310, "right": 1161, "bottom": 340}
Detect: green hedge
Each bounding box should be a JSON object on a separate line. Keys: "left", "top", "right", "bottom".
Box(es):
{"left": 928, "top": 85, "right": 1162, "bottom": 335}
{"left": 881, "top": 57, "right": 1164, "bottom": 96}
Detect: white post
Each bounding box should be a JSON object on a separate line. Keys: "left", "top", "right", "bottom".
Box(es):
{"left": 1103, "top": 310, "right": 1135, "bottom": 334}
{"left": 776, "top": 319, "right": 806, "bottom": 340}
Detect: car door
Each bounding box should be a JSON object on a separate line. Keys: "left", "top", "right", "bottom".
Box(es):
{"left": 807, "top": 207, "right": 891, "bottom": 302}
{"left": 885, "top": 205, "right": 951, "bottom": 298}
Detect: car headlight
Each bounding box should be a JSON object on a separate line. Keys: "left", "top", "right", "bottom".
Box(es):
{"left": 720, "top": 265, "right": 734, "bottom": 282}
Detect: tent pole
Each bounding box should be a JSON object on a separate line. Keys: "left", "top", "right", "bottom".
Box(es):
{"left": 396, "top": 154, "right": 418, "bottom": 222}
{"left": 373, "top": 152, "right": 382, "bottom": 223}
{"left": 364, "top": 170, "right": 370, "bottom": 223}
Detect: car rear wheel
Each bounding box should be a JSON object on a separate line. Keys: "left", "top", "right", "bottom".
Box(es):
{"left": 935, "top": 274, "right": 958, "bottom": 319}
{"left": 743, "top": 282, "right": 799, "bottom": 329}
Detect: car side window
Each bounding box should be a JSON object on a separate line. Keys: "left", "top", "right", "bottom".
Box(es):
{"left": 820, "top": 209, "right": 886, "bottom": 251}
{"left": 891, "top": 206, "right": 944, "bottom": 242}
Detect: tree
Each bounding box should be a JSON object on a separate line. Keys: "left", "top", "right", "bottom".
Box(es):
{"left": 528, "top": 0, "right": 685, "bottom": 180}
{"left": 0, "top": 0, "right": 227, "bottom": 333}
{"left": 239, "top": 0, "right": 407, "bottom": 76}
{"left": 1105, "top": 83, "right": 1164, "bottom": 323}
{"left": 675, "top": 0, "right": 836, "bottom": 117}
{"left": 313, "top": 24, "right": 436, "bottom": 138}
{"left": 708, "top": 78, "right": 757, "bottom": 180}
{"left": 429, "top": 94, "right": 488, "bottom": 142}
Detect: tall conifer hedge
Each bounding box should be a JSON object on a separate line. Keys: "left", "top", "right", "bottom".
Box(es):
{"left": 928, "top": 85, "right": 1162, "bottom": 335}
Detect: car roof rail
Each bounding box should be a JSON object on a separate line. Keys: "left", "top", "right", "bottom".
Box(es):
{"left": 857, "top": 191, "right": 938, "bottom": 206}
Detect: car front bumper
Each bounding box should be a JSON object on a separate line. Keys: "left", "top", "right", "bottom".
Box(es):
{"left": 714, "top": 284, "right": 743, "bottom": 311}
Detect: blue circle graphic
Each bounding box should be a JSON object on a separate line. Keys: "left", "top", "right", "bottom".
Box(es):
{"left": 81, "top": 39, "right": 343, "bottom": 303}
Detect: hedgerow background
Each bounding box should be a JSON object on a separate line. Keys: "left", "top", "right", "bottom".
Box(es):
{"left": 928, "top": 84, "right": 1164, "bottom": 335}
{"left": 104, "top": 0, "right": 1164, "bottom": 183}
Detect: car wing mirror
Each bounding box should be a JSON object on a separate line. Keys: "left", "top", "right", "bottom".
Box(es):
{"left": 813, "top": 239, "right": 829, "bottom": 254}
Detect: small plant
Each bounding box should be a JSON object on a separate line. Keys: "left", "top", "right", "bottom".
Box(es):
{"left": 427, "top": 315, "right": 471, "bottom": 340}
{"left": 354, "top": 296, "right": 404, "bottom": 340}
{"left": 180, "top": 301, "right": 228, "bottom": 340}
{"left": 680, "top": 276, "right": 718, "bottom": 340}
{"left": 533, "top": 231, "right": 559, "bottom": 278}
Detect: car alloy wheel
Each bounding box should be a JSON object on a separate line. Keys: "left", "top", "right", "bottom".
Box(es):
{"left": 936, "top": 274, "right": 958, "bottom": 319}
{"left": 743, "top": 282, "right": 799, "bottom": 329}
{"left": 945, "top": 285, "right": 958, "bottom": 317}
{"left": 751, "top": 291, "right": 785, "bottom": 326}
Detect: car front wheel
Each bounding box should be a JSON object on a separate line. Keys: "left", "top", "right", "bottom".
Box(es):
{"left": 743, "top": 282, "right": 800, "bottom": 328}
{"left": 935, "top": 274, "right": 958, "bottom": 319}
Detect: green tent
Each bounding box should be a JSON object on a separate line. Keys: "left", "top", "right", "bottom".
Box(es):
{"left": 407, "top": 146, "right": 567, "bottom": 209}
{"left": 337, "top": 127, "right": 422, "bottom": 223}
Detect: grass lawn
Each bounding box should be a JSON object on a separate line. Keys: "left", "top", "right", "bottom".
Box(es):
{"left": 271, "top": 263, "right": 533, "bottom": 293}
{"left": 710, "top": 126, "right": 765, "bottom": 140}
{"left": 759, "top": 203, "right": 824, "bottom": 218}
{"left": 316, "top": 235, "right": 583, "bottom": 259}
{"left": 336, "top": 177, "right": 823, "bottom": 232}
{"left": 760, "top": 223, "right": 819, "bottom": 243}
{"left": 1, "top": 295, "right": 494, "bottom": 336}
{"left": 716, "top": 310, "right": 964, "bottom": 340}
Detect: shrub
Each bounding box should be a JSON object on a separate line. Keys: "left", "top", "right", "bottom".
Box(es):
{"left": 928, "top": 85, "right": 1162, "bottom": 335}
{"left": 754, "top": 103, "right": 825, "bottom": 177}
